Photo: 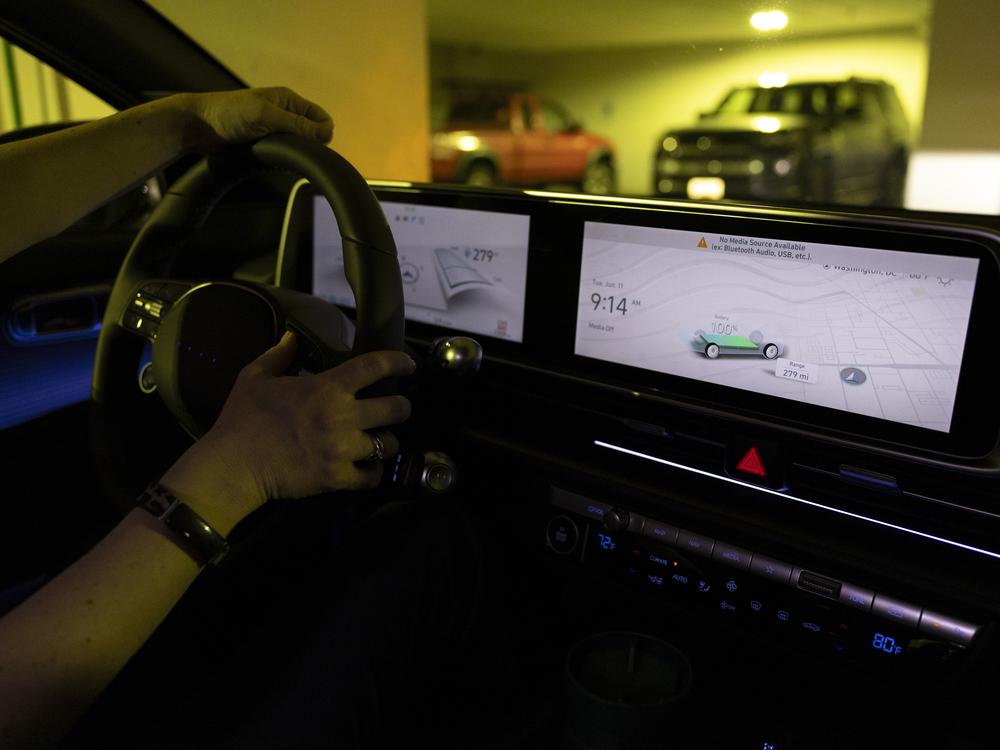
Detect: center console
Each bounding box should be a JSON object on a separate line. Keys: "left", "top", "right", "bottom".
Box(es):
{"left": 278, "top": 180, "right": 1000, "bottom": 747}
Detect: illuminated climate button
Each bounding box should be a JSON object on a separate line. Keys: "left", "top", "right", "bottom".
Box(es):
{"left": 713, "top": 543, "right": 752, "bottom": 570}
{"left": 546, "top": 515, "right": 580, "bottom": 555}
{"left": 642, "top": 520, "right": 680, "bottom": 546}
{"left": 749, "top": 555, "right": 792, "bottom": 585}
{"left": 839, "top": 583, "right": 875, "bottom": 612}
{"left": 919, "top": 611, "right": 979, "bottom": 645}
{"left": 676, "top": 530, "right": 715, "bottom": 558}
{"left": 871, "top": 594, "right": 921, "bottom": 628}
{"left": 550, "top": 487, "right": 610, "bottom": 523}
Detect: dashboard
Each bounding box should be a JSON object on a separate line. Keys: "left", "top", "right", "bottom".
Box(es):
{"left": 277, "top": 180, "right": 1000, "bottom": 747}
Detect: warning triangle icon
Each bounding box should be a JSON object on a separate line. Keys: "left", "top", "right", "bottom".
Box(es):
{"left": 697, "top": 236, "right": 708, "bottom": 249}
{"left": 736, "top": 446, "right": 767, "bottom": 477}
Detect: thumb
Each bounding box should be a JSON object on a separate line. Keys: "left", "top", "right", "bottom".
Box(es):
{"left": 251, "top": 330, "right": 299, "bottom": 377}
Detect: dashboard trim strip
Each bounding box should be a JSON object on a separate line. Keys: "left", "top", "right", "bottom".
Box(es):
{"left": 594, "top": 439, "right": 1000, "bottom": 562}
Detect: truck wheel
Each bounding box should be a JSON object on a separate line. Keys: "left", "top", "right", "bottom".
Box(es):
{"left": 763, "top": 343, "right": 779, "bottom": 359}
{"left": 582, "top": 158, "right": 615, "bottom": 195}
{"left": 705, "top": 343, "right": 720, "bottom": 359}
{"left": 465, "top": 161, "right": 497, "bottom": 188}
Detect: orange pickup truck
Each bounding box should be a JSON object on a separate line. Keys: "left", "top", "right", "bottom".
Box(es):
{"left": 431, "top": 91, "right": 616, "bottom": 194}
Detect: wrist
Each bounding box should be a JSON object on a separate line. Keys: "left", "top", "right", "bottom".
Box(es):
{"left": 154, "top": 92, "right": 216, "bottom": 154}
{"left": 159, "top": 435, "right": 264, "bottom": 537}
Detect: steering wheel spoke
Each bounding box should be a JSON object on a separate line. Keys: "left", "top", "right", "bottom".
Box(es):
{"left": 120, "top": 279, "right": 194, "bottom": 342}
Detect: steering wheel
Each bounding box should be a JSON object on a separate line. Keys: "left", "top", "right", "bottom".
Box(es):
{"left": 91, "top": 134, "right": 404, "bottom": 513}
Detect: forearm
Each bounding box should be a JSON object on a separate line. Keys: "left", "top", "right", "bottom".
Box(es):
{"left": 0, "top": 509, "right": 201, "bottom": 748}
{"left": 0, "top": 93, "right": 205, "bottom": 264}
{"left": 0, "top": 434, "right": 252, "bottom": 749}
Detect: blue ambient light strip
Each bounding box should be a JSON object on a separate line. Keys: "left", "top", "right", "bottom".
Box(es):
{"left": 594, "top": 439, "right": 1000, "bottom": 561}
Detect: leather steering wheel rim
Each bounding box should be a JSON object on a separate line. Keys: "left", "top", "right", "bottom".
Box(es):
{"left": 91, "top": 134, "right": 404, "bottom": 512}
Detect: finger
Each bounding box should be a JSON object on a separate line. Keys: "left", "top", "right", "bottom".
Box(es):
{"left": 346, "top": 429, "right": 399, "bottom": 463}
{"left": 356, "top": 395, "right": 411, "bottom": 430}
{"left": 259, "top": 100, "right": 333, "bottom": 143}
{"left": 326, "top": 351, "right": 417, "bottom": 393}
{"left": 361, "top": 429, "right": 399, "bottom": 461}
{"left": 373, "top": 430, "right": 400, "bottom": 460}
{"left": 331, "top": 463, "right": 383, "bottom": 490}
{"left": 246, "top": 330, "right": 297, "bottom": 377}
{"left": 350, "top": 463, "right": 383, "bottom": 490}
{"left": 269, "top": 87, "right": 334, "bottom": 129}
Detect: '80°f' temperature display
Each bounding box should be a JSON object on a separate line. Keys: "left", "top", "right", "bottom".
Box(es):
{"left": 574, "top": 221, "right": 980, "bottom": 433}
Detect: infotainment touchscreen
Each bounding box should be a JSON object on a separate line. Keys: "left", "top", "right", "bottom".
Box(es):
{"left": 312, "top": 197, "right": 530, "bottom": 342}
{"left": 575, "top": 221, "right": 980, "bottom": 433}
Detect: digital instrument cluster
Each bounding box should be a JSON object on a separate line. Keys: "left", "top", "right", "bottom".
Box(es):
{"left": 311, "top": 196, "right": 531, "bottom": 342}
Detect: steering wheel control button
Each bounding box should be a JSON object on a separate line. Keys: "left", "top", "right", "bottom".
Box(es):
{"left": 550, "top": 487, "right": 611, "bottom": 523}
{"left": 138, "top": 362, "right": 157, "bottom": 394}
{"left": 123, "top": 311, "right": 142, "bottom": 330}
{"left": 676, "top": 530, "right": 716, "bottom": 558}
{"left": 642, "top": 520, "right": 679, "bottom": 546}
{"left": 546, "top": 515, "right": 580, "bottom": 555}
{"left": 725, "top": 439, "right": 785, "bottom": 489}
{"left": 838, "top": 583, "right": 875, "bottom": 612}
{"left": 603, "top": 507, "right": 630, "bottom": 532}
{"left": 749, "top": 555, "right": 793, "bottom": 585}
{"left": 919, "top": 611, "right": 979, "bottom": 645}
{"left": 712, "top": 543, "right": 752, "bottom": 570}
{"left": 872, "top": 594, "right": 921, "bottom": 628}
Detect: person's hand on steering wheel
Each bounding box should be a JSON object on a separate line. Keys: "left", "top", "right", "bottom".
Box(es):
{"left": 182, "top": 86, "right": 335, "bottom": 148}
{"left": 0, "top": 84, "right": 408, "bottom": 750}
{"left": 160, "top": 332, "right": 415, "bottom": 537}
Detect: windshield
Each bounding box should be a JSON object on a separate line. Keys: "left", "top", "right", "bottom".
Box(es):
{"left": 146, "top": 0, "right": 999, "bottom": 216}
{"left": 714, "top": 85, "right": 832, "bottom": 116}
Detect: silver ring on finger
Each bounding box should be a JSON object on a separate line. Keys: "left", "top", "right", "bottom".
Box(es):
{"left": 363, "top": 431, "right": 386, "bottom": 463}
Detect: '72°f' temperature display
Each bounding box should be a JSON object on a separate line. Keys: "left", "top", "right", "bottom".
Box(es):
{"left": 575, "top": 221, "right": 980, "bottom": 433}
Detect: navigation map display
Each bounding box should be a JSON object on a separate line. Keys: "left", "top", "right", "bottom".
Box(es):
{"left": 312, "top": 198, "right": 530, "bottom": 342}
{"left": 575, "top": 221, "right": 980, "bottom": 433}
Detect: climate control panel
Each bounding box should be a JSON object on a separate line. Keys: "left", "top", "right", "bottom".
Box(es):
{"left": 546, "top": 486, "right": 980, "bottom": 677}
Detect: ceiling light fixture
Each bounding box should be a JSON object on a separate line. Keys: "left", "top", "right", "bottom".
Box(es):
{"left": 758, "top": 71, "right": 789, "bottom": 88}
{"left": 751, "top": 10, "right": 788, "bottom": 31}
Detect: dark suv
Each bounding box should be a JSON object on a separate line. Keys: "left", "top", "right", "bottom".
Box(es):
{"left": 652, "top": 78, "right": 910, "bottom": 206}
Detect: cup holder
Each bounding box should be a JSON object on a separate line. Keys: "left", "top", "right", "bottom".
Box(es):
{"left": 564, "top": 631, "right": 692, "bottom": 750}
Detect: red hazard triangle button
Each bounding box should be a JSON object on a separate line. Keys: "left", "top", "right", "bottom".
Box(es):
{"left": 726, "top": 440, "right": 784, "bottom": 489}
{"left": 696, "top": 236, "right": 708, "bottom": 249}
{"left": 736, "top": 446, "right": 767, "bottom": 477}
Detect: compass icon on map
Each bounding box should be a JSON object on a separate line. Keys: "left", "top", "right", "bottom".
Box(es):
{"left": 400, "top": 263, "right": 420, "bottom": 284}
{"left": 840, "top": 367, "right": 867, "bottom": 385}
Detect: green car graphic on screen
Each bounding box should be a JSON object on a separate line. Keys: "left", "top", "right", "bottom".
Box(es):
{"left": 695, "top": 330, "right": 783, "bottom": 360}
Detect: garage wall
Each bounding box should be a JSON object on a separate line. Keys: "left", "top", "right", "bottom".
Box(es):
{"left": 150, "top": 0, "right": 430, "bottom": 182}
{"left": 905, "top": 0, "right": 1000, "bottom": 214}
{"left": 432, "top": 27, "right": 928, "bottom": 195}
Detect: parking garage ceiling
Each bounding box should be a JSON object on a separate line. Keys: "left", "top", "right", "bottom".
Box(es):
{"left": 428, "top": 0, "right": 932, "bottom": 50}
